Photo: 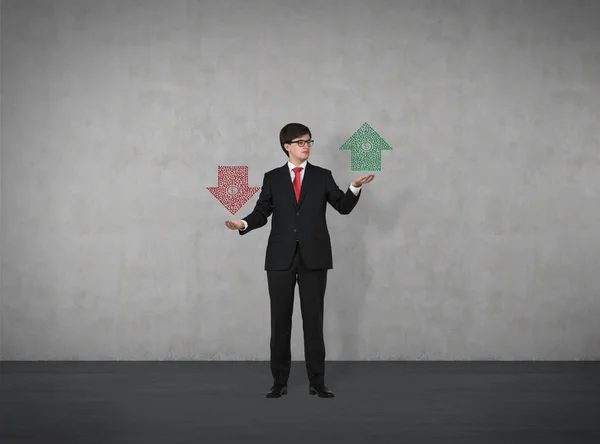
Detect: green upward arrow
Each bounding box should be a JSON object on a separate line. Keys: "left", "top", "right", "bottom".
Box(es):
{"left": 340, "top": 122, "right": 392, "bottom": 171}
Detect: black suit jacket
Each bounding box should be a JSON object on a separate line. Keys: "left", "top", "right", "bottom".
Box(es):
{"left": 239, "top": 161, "right": 361, "bottom": 270}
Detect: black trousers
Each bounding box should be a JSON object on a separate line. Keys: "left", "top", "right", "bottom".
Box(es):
{"left": 266, "top": 241, "right": 328, "bottom": 386}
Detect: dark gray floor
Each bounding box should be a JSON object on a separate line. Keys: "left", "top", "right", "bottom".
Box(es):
{"left": 1, "top": 361, "right": 599, "bottom": 443}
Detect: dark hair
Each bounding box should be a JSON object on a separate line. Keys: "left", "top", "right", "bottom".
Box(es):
{"left": 279, "top": 123, "right": 311, "bottom": 157}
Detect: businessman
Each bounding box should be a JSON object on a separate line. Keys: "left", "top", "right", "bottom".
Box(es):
{"left": 224, "top": 123, "right": 374, "bottom": 398}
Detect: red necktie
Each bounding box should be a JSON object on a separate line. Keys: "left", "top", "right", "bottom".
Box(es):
{"left": 292, "top": 167, "right": 303, "bottom": 202}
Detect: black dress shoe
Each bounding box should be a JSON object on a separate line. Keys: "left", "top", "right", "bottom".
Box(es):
{"left": 308, "top": 384, "right": 335, "bottom": 398}
{"left": 266, "top": 384, "right": 287, "bottom": 398}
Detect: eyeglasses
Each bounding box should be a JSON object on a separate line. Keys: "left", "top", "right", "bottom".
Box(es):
{"left": 288, "top": 139, "right": 314, "bottom": 147}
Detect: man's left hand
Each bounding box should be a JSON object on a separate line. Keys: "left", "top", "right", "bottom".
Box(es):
{"left": 352, "top": 174, "right": 375, "bottom": 187}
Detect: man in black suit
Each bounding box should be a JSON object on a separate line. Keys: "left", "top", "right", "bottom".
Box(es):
{"left": 224, "top": 123, "right": 374, "bottom": 398}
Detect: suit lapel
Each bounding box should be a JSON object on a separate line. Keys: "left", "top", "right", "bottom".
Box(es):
{"left": 297, "top": 162, "right": 312, "bottom": 208}
{"left": 281, "top": 164, "right": 296, "bottom": 207}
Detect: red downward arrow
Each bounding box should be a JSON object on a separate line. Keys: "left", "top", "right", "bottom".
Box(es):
{"left": 207, "top": 166, "right": 260, "bottom": 215}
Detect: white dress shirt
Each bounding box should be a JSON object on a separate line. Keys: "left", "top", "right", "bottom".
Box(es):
{"left": 239, "top": 160, "right": 360, "bottom": 231}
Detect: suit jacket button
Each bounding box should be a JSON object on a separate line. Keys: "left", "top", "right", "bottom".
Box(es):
{"left": 293, "top": 229, "right": 297, "bottom": 232}
{"left": 296, "top": 212, "right": 299, "bottom": 215}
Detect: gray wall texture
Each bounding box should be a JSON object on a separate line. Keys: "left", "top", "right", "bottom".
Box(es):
{"left": 1, "top": 0, "right": 599, "bottom": 361}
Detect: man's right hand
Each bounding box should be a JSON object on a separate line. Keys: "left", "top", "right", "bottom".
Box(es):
{"left": 224, "top": 220, "right": 245, "bottom": 230}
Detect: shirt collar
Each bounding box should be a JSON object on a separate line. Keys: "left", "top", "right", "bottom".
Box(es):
{"left": 287, "top": 159, "right": 307, "bottom": 172}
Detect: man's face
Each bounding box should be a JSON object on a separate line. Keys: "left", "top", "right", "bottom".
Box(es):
{"left": 285, "top": 134, "right": 313, "bottom": 162}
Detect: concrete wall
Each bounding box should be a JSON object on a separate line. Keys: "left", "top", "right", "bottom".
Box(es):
{"left": 2, "top": 0, "right": 599, "bottom": 360}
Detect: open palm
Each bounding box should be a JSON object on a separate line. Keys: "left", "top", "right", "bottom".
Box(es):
{"left": 224, "top": 220, "right": 244, "bottom": 230}
{"left": 352, "top": 174, "right": 375, "bottom": 187}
